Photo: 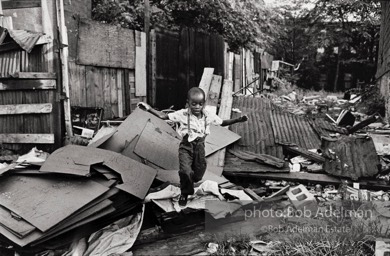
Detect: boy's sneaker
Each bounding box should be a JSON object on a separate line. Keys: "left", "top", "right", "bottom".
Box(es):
{"left": 179, "top": 194, "right": 188, "bottom": 207}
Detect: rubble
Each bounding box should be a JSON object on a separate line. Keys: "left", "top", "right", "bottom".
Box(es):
{"left": 0, "top": 65, "right": 389, "bottom": 255}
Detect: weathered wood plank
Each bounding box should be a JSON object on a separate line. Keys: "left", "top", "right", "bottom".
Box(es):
{"left": 10, "top": 72, "right": 56, "bottom": 79}
{"left": 77, "top": 19, "right": 135, "bottom": 69}
{"left": 285, "top": 146, "right": 325, "bottom": 163}
{"left": 223, "top": 172, "right": 341, "bottom": 185}
{"left": 135, "top": 32, "right": 147, "bottom": 97}
{"left": 0, "top": 103, "right": 52, "bottom": 115}
{"left": 198, "top": 68, "right": 214, "bottom": 98}
{"left": 206, "top": 75, "right": 222, "bottom": 114}
{"left": 117, "top": 69, "right": 124, "bottom": 117}
{"left": 0, "top": 134, "right": 55, "bottom": 144}
{"left": 0, "top": 79, "right": 56, "bottom": 90}
{"left": 244, "top": 188, "right": 263, "bottom": 202}
{"left": 2, "top": 1, "right": 41, "bottom": 10}
{"left": 207, "top": 80, "right": 233, "bottom": 168}
{"left": 110, "top": 69, "right": 118, "bottom": 117}
{"left": 150, "top": 29, "right": 157, "bottom": 106}
{"left": 102, "top": 68, "right": 111, "bottom": 118}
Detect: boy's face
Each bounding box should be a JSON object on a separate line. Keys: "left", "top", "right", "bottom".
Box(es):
{"left": 188, "top": 93, "right": 205, "bottom": 116}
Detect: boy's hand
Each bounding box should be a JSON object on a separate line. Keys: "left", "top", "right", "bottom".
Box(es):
{"left": 239, "top": 115, "right": 248, "bottom": 122}
{"left": 137, "top": 102, "right": 151, "bottom": 111}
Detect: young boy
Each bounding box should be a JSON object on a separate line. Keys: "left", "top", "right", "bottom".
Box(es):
{"left": 138, "top": 87, "right": 248, "bottom": 206}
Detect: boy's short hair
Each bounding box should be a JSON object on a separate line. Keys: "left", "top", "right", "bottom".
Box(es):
{"left": 187, "top": 87, "right": 205, "bottom": 101}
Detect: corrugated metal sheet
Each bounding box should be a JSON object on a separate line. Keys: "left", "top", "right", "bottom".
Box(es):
{"left": 309, "top": 118, "right": 348, "bottom": 137}
{"left": 322, "top": 135, "right": 380, "bottom": 180}
{"left": 8, "top": 29, "right": 42, "bottom": 53}
{"left": 230, "top": 96, "right": 284, "bottom": 159}
{"left": 0, "top": 46, "right": 46, "bottom": 77}
{"left": 0, "top": 27, "right": 42, "bottom": 53}
{"left": 270, "top": 105, "right": 321, "bottom": 149}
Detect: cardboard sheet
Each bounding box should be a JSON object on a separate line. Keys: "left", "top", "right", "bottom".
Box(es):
{"left": 100, "top": 108, "right": 180, "bottom": 153}
{"left": 39, "top": 145, "right": 157, "bottom": 199}
{"left": 134, "top": 121, "right": 181, "bottom": 170}
{"left": 205, "top": 125, "right": 241, "bottom": 155}
{"left": 0, "top": 175, "right": 109, "bottom": 232}
{"left": 0, "top": 206, "right": 35, "bottom": 238}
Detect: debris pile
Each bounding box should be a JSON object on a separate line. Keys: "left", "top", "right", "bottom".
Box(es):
{"left": 0, "top": 68, "right": 389, "bottom": 255}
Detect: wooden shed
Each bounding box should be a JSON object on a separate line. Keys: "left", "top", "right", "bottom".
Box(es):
{"left": 0, "top": 0, "right": 62, "bottom": 153}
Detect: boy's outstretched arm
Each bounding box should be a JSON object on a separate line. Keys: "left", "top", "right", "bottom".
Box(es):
{"left": 221, "top": 115, "right": 248, "bottom": 126}
{"left": 137, "top": 102, "right": 169, "bottom": 120}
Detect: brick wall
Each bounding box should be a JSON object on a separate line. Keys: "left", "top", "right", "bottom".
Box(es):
{"left": 377, "top": 1, "right": 390, "bottom": 121}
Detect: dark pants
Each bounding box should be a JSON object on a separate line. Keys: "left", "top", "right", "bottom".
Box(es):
{"left": 178, "top": 135, "right": 207, "bottom": 195}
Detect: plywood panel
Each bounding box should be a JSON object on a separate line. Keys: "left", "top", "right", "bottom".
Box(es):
{"left": 77, "top": 19, "right": 135, "bottom": 69}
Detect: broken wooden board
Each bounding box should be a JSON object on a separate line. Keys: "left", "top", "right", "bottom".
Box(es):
{"left": 134, "top": 120, "right": 181, "bottom": 170}
{"left": 198, "top": 68, "right": 215, "bottom": 98}
{"left": 228, "top": 149, "right": 285, "bottom": 168}
{"left": 244, "top": 188, "right": 263, "bottom": 202}
{"left": 266, "top": 186, "right": 290, "bottom": 199}
{"left": 224, "top": 153, "right": 289, "bottom": 173}
{"left": 39, "top": 145, "right": 157, "bottom": 199}
{"left": 284, "top": 146, "right": 325, "bottom": 163}
{"left": 223, "top": 171, "right": 341, "bottom": 185}
{"left": 0, "top": 175, "right": 109, "bottom": 233}
{"left": 156, "top": 169, "right": 229, "bottom": 185}
{"left": 205, "top": 75, "right": 223, "bottom": 114}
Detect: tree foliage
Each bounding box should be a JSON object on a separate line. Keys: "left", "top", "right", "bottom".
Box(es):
{"left": 92, "top": 0, "right": 276, "bottom": 52}
{"left": 270, "top": 0, "right": 381, "bottom": 90}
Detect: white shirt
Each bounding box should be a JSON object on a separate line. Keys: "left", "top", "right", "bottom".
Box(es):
{"left": 168, "top": 108, "right": 223, "bottom": 142}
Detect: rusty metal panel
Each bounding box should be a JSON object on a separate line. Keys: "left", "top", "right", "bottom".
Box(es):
{"left": 309, "top": 117, "right": 348, "bottom": 137}
{"left": 322, "top": 135, "right": 380, "bottom": 180}
{"left": 230, "top": 96, "right": 283, "bottom": 159}
{"left": 7, "top": 29, "right": 42, "bottom": 53}
{"left": 270, "top": 106, "right": 321, "bottom": 149}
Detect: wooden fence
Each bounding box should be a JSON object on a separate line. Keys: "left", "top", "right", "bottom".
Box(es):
{"left": 66, "top": 18, "right": 146, "bottom": 119}
{"left": 150, "top": 27, "right": 273, "bottom": 110}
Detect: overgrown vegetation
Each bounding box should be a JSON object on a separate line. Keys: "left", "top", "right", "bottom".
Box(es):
{"left": 92, "top": 0, "right": 276, "bottom": 51}
{"left": 92, "top": 0, "right": 382, "bottom": 90}
{"left": 270, "top": 0, "right": 381, "bottom": 90}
